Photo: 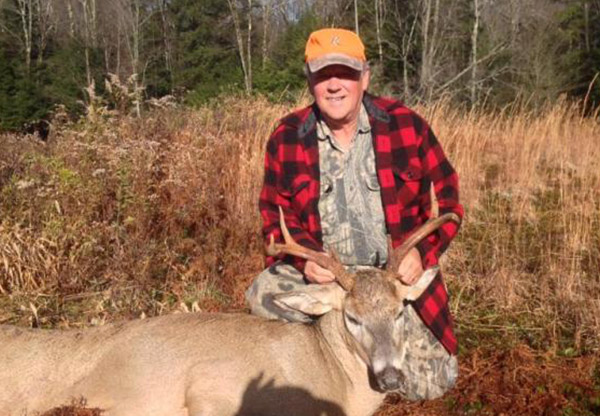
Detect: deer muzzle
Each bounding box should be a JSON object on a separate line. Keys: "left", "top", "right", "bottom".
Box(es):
{"left": 375, "top": 365, "right": 406, "bottom": 392}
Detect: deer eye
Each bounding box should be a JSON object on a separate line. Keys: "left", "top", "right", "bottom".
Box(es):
{"left": 345, "top": 313, "right": 362, "bottom": 327}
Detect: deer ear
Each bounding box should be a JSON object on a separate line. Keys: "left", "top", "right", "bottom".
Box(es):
{"left": 404, "top": 266, "right": 440, "bottom": 301}
{"left": 273, "top": 283, "right": 345, "bottom": 317}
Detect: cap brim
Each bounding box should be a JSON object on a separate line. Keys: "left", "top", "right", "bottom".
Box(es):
{"left": 307, "top": 53, "right": 364, "bottom": 73}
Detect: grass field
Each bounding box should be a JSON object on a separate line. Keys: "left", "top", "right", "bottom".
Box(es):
{"left": 1, "top": 95, "right": 599, "bottom": 415}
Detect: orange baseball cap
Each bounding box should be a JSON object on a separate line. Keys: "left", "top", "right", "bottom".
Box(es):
{"left": 305, "top": 28, "right": 366, "bottom": 73}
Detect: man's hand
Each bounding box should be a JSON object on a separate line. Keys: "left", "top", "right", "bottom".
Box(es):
{"left": 304, "top": 260, "right": 336, "bottom": 284}
{"left": 397, "top": 247, "right": 424, "bottom": 285}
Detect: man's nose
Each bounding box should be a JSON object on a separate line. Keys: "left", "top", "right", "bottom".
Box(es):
{"left": 326, "top": 77, "right": 341, "bottom": 90}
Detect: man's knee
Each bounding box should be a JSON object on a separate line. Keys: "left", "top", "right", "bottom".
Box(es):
{"left": 245, "top": 262, "right": 311, "bottom": 323}
{"left": 401, "top": 354, "right": 458, "bottom": 401}
{"left": 399, "top": 305, "right": 458, "bottom": 400}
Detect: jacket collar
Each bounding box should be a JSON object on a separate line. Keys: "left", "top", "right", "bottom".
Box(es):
{"left": 298, "top": 108, "right": 318, "bottom": 139}
{"left": 363, "top": 93, "right": 391, "bottom": 123}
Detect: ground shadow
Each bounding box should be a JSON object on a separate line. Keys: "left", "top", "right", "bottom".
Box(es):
{"left": 233, "top": 373, "right": 346, "bottom": 416}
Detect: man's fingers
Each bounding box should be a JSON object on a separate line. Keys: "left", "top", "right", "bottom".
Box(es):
{"left": 305, "top": 260, "right": 335, "bottom": 284}
{"left": 318, "top": 273, "right": 336, "bottom": 283}
{"left": 312, "top": 272, "right": 335, "bottom": 284}
{"left": 313, "top": 264, "right": 335, "bottom": 283}
{"left": 319, "top": 267, "right": 335, "bottom": 283}
{"left": 399, "top": 267, "right": 421, "bottom": 285}
{"left": 399, "top": 273, "right": 415, "bottom": 286}
{"left": 396, "top": 247, "right": 424, "bottom": 286}
{"left": 312, "top": 262, "right": 333, "bottom": 276}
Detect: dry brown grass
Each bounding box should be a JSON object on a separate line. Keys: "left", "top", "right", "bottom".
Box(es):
{"left": 423, "top": 98, "right": 600, "bottom": 354}
{"left": 0, "top": 94, "right": 599, "bottom": 359}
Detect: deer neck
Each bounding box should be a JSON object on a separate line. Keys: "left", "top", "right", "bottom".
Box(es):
{"left": 316, "top": 311, "right": 385, "bottom": 416}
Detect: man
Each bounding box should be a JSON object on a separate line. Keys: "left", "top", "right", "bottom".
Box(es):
{"left": 245, "top": 28, "right": 463, "bottom": 401}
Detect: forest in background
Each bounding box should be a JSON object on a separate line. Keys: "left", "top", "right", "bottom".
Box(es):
{"left": 1, "top": 0, "right": 600, "bottom": 132}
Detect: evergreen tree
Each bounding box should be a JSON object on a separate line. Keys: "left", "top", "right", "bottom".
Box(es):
{"left": 0, "top": 49, "right": 49, "bottom": 131}
{"left": 557, "top": 1, "right": 600, "bottom": 109}
{"left": 170, "top": 0, "right": 243, "bottom": 103}
{"left": 253, "top": 12, "right": 320, "bottom": 98}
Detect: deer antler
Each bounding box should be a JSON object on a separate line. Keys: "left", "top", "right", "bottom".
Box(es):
{"left": 266, "top": 207, "right": 356, "bottom": 291}
{"left": 386, "top": 212, "right": 461, "bottom": 278}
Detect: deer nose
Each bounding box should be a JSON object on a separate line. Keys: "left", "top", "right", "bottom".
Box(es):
{"left": 376, "top": 366, "right": 405, "bottom": 391}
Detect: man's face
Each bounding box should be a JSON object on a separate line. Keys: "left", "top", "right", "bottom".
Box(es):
{"left": 309, "top": 64, "right": 370, "bottom": 128}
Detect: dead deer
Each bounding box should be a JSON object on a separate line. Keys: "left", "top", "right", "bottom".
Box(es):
{"left": 0, "top": 210, "right": 459, "bottom": 416}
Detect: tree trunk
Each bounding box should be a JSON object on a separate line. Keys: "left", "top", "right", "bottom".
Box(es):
{"left": 420, "top": 0, "right": 432, "bottom": 97}
{"left": 262, "top": 0, "right": 270, "bottom": 70}
{"left": 67, "top": 0, "right": 75, "bottom": 38}
{"left": 354, "top": 0, "right": 359, "bottom": 35}
{"left": 35, "top": 0, "right": 54, "bottom": 67}
{"left": 90, "top": 0, "right": 96, "bottom": 47}
{"left": 80, "top": 0, "right": 92, "bottom": 86}
{"left": 158, "top": 0, "right": 173, "bottom": 88}
{"left": 247, "top": 0, "right": 252, "bottom": 94}
{"left": 131, "top": 0, "right": 142, "bottom": 116}
{"left": 509, "top": 0, "right": 520, "bottom": 49}
{"left": 393, "top": 0, "right": 417, "bottom": 100}
{"left": 403, "top": 14, "right": 417, "bottom": 100}
{"left": 227, "top": 0, "right": 252, "bottom": 94}
{"left": 116, "top": 22, "right": 121, "bottom": 77}
{"left": 420, "top": 0, "right": 441, "bottom": 101}
{"left": 470, "top": 0, "right": 480, "bottom": 106}
{"left": 16, "top": 0, "right": 33, "bottom": 72}
{"left": 584, "top": 1, "right": 590, "bottom": 53}
{"left": 103, "top": 35, "right": 110, "bottom": 73}
{"left": 374, "top": 0, "right": 383, "bottom": 67}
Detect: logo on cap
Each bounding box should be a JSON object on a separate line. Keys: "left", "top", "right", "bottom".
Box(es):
{"left": 305, "top": 28, "right": 366, "bottom": 73}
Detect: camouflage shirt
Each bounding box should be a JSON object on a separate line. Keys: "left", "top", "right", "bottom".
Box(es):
{"left": 316, "top": 104, "right": 388, "bottom": 266}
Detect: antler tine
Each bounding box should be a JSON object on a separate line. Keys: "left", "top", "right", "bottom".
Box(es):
{"left": 326, "top": 248, "right": 356, "bottom": 292}
{"left": 266, "top": 207, "right": 356, "bottom": 291}
{"left": 386, "top": 212, "right": 461, "bottom": 275}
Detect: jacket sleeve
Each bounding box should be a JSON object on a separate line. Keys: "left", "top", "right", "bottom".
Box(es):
{"left": 258, "top": 124, "right": 321, "bottom": 273}
{"left": 414, "top": 117, "right": 464, "bottom": 267}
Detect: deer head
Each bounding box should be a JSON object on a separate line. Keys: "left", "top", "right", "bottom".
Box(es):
{"left": 267, "top": 206, "right": 460, "bottom": 392}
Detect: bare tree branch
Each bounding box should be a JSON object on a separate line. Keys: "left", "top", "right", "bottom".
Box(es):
{"left": 437, "top": 43, "right": 507, "bottom": 93}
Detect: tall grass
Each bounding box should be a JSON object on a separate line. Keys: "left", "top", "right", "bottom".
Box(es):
{"left": 427, "top": 97, "right": 600, "bottom": 353}
{"left": 0, "top": 94, "right": 598, "bottom": 354}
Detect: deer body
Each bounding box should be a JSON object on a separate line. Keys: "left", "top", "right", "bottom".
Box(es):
{"left": 0, "top": 308, "right": 383, "bottom": 416}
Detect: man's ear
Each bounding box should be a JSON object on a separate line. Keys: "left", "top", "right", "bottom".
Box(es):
{"left": 306, "top": 65, "right": 315, "bottom": 96}
{"left": 361, "top": 66, "right": 370, "bottom": 92}
{"left": 307, "top": 80, "right": 315, "bottom": 97}
{"left": 273, "top": 283, "right": 345, "bottom": 317}
{"left": 402, "top": 266, "right": 440, "bottom": 301}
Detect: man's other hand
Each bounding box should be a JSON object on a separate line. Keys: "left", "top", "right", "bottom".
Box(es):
{"left": 304, "top": 260, "right": 336, "bottom": 284}
{"left": 397, "top": 247, "right": 424, "bottom": 285}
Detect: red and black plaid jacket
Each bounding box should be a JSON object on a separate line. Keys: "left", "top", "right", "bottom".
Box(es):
{"left": 259, "top": 93, "right": 464, "bottom": 355}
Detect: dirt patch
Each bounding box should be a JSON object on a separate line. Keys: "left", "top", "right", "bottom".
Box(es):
{"left": 378, "top": 345, "right": 600, "bottom": 416}
{"left": 42, "top": 409, "right": 103, "bottom": 416}
{"left": 41, "top": 399, "right": 103, "bottom": 416}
